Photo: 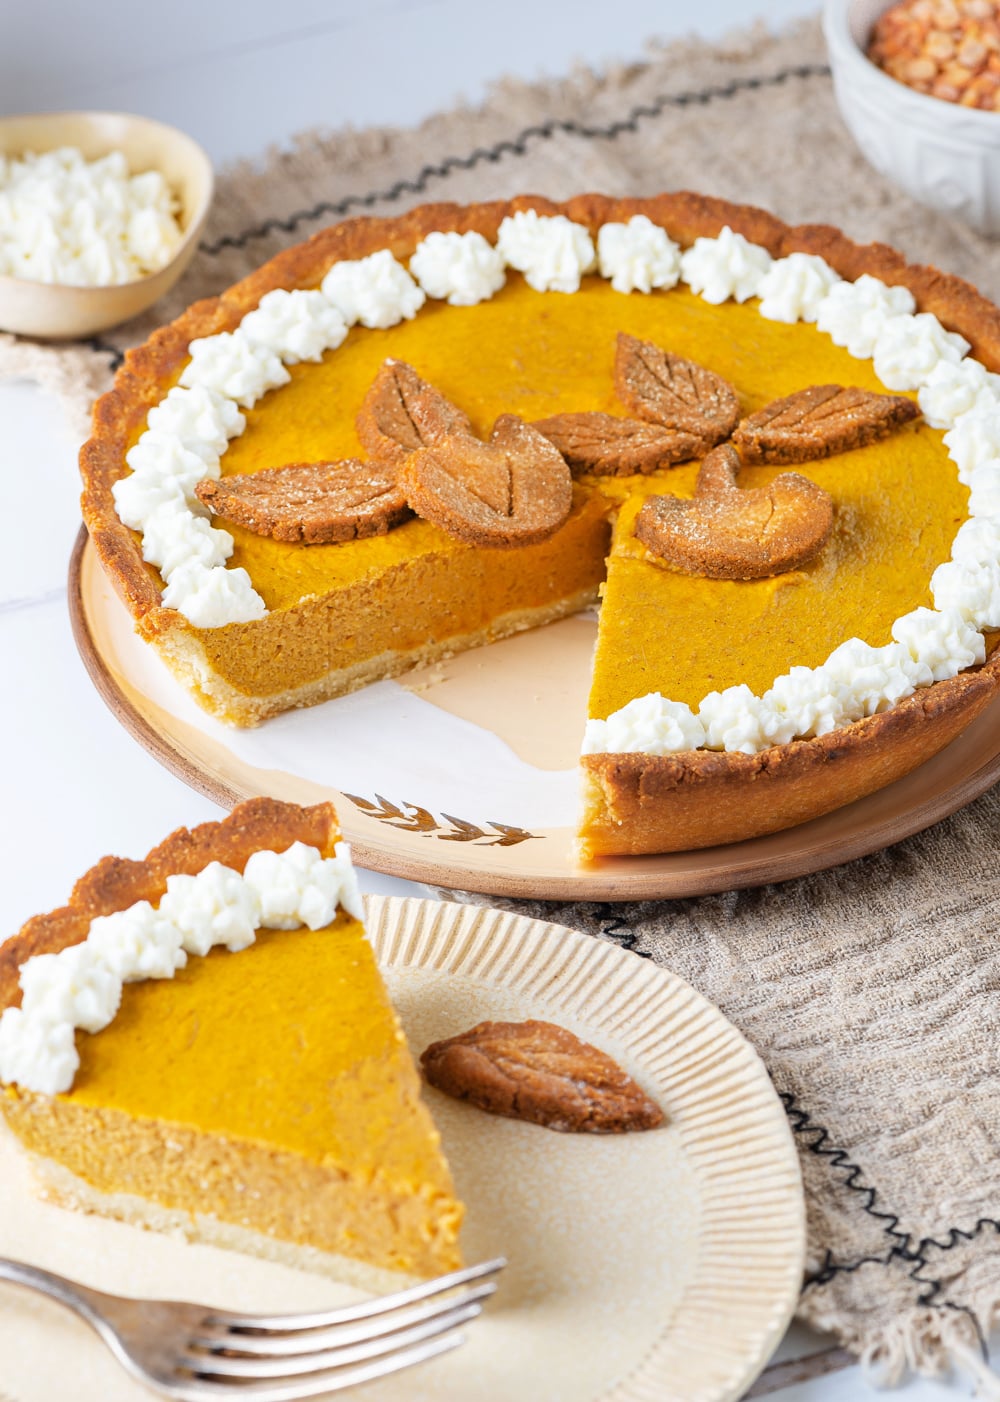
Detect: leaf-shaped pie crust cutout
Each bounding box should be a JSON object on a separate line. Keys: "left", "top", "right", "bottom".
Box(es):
{"left": 634, "top": 443, "right": 834, "bottom": 580}
{"left": 398, "top": 415, "right": 573, "bottom": 549}
{"left": 615, "top": 333, "right": 740, "bottom": 447}
{"left": 356, "top": 358, "right": 474, "bottom": 468}
{"left": 531, "top": 411, "right": 704, "bottom": 476}
{"left": 731, "top": 384, "right": 920, "bottom": 465}
{"left": 195, "top": 460, "right": 411, "bottom": 544}
{"left": 420, "top": 1019, "right": 664, "bottom": 1133}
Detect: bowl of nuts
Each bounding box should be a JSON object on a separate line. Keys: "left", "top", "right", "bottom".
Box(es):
{"left": 823, "top": 0, "right": 1000, "bottom": 235}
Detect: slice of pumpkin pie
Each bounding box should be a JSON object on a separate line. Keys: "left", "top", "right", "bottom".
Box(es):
{"left": 0, "top": 798, "right": 463, "bottom": 1281}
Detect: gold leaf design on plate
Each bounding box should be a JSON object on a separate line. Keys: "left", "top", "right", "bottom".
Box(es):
{"left": 344, "top": 795, "right": 542, "bottom": 846}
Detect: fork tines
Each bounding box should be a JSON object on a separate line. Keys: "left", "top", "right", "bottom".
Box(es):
{"left": 176, "top": 1257, "right": 506, "bottom": 1399}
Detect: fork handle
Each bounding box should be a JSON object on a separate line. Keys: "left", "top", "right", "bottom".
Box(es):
{"left": 0, "top": 1256, "right": 109, "bottom": 1330}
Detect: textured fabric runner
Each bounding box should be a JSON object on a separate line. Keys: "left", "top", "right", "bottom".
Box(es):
{"left": 7, "top": 16, "right": 1000, "bottom": 1390}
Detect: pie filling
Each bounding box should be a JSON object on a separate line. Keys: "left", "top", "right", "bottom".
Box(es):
{"left": 128, "top": 276, "right": 967, "bottom": 714}
{"left": 3, "top": 921, "right": 460, "bottom": 1272}
{"left": 0, "top": 805, "right": 464, "bottom": 1278}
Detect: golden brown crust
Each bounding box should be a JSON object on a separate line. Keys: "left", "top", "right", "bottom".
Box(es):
{"left": 579, "top": 649, "right": 1000, "bottom": 857}
{"left": 0, "top": 799, "right": 340, "bottom": 1014}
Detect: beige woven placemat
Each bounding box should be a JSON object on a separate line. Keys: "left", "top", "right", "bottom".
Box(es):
{"left": 6, "top": 14, "right": 1000, "bottom": 1393}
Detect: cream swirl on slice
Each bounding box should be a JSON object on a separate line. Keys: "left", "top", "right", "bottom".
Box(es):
{"left": 0, "top": 842, "right": 363, "bottom": 1096}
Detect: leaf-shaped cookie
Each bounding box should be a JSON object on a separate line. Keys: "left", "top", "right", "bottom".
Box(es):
{"left": 615, "top": 332, "right": 740, "bottom": 447}
{"left": 356, "top": 358, "right": 474, "bottom": 467}
{"left": 398, "top": 415, "right": 572, "bottom": 549}
{"left": 420, "top": 1019, "right": 664, "bottom": 1133}
{"left": 531, "top": 411, "right": 703, "bottom": 475}
{"left": 635, "top": 443, "right": 834, "bottom": 580}
{"left": 731, "top": 383, "right": 920, "bottom": 464}
{"left": 195, "top": 460, "right": 411, "bottom": 544}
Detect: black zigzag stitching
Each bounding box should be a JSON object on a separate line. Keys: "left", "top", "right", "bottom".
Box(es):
{"left": 905, "top": 1225, "right": 999, "bottom": 1361}
{"left": 780, "top": 1091, "right": 914, "bottom": 1286}
{"left": 88, "top": 336, "right": 125, "bottom": 371}
{"left": 83, "top": 63, "right": 829, "bottom": 365}
{"left": 782, "top": 1093, "right": 996, "bottom": 1357}
{"left": 917, "top": 1217, "right": 1000, "bottom": 1262}
{"left": 591, "top": 906, "right": 654, "bottom": 960}
{"left": 199, "top": 63, "right": 831, "bottom": 257}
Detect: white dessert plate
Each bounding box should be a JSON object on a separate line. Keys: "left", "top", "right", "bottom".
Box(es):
{"left": 0, "top": 895, "right": 805, "bottom": 1402}
{"left": 70, "top": 528, "right": 1000, "bottom": 900}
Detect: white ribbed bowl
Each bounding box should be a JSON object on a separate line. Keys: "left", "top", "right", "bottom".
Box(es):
{"left": 823, "top": 0, "right": 1000, "bottom": 235}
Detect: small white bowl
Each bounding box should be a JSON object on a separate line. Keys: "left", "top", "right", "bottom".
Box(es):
{"left": 0, "top": 110, "right": 214, "bottom": 340}
{"left": 824, "top": 0, "right": 1000, "bottom": 236}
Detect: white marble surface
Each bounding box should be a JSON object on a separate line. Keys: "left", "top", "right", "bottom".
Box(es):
{"left": 0, "top": 0, "right": 993, "bottom": 1396}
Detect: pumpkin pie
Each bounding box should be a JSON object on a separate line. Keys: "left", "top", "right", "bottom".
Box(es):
{"left": 0, "top": 798, "right": 463, "bottom": 1281}
{"left": 79, "top": 195, "right": 1000, "bottom": 856}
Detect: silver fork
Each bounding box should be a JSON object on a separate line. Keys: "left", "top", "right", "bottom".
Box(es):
{"left": 0, "top": 1255, "right": 506, "bottom": 1400}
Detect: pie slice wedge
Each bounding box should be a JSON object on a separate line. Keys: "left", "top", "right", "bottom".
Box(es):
{"left": 0, "top": 798, "right": 463, "bottom": 1282}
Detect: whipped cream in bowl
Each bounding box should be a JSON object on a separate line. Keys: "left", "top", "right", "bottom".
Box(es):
{"left": 0, "top": 111, "right": 214, "bottom": 338}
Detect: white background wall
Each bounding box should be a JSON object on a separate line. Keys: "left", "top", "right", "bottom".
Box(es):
{"left": 2, "top": 0, "right": 818, "bottom": 164}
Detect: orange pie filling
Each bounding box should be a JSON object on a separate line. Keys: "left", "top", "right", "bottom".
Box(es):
{"left": 127, "top": 278, "right": 967, "bottom": 719}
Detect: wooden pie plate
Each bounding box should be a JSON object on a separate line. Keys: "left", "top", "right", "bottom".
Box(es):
{"left": 70, "top": 526, "right": 1000, "bottom": 900}
{"left": 0, "top": 895, "right": 805, "bottom": 1402}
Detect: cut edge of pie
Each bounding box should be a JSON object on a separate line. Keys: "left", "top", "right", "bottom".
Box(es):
{"left": 79, "top": 194, "right": 1000, "bottom": 856}
{"left": 579, "top": 649, "right": 1000, "bottom": 857}
{"left": 0, "top": 798, "right": 464, "bottom": 1284}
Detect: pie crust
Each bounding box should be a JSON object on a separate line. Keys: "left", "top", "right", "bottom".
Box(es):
{"left": 79, "top": 195, "right": 1000, "bottom": 857}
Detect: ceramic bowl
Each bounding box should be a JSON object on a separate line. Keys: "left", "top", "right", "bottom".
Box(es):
{"left": 823, "top": 0, "right": 1000, "bottom": 236}
{"left": 0, "top": 110, "right": 213, "bottom": 340}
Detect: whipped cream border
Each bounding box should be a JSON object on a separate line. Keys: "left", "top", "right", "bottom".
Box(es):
{"left": 0, "top": 841, "right": 364, "bottom": 1096}
{"left": 111, "top": 213, "right": 999, "bottom": 757}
